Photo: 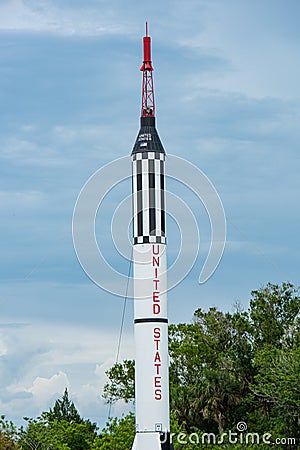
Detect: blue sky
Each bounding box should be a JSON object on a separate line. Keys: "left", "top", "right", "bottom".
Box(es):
{"left": 1, "top": 0, "right": 300, "bottom": 428}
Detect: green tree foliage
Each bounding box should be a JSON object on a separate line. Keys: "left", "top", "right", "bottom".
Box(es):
{"left": 47, "top": 388, "right": 83, "bottom": 424}
{"left": 169, "top": 307, "right": 253, "bottom": 433}
{"left": 19, "top": 416, "right": 68, "bottom": 450}
{"left": 20, "top": 417, "right": 96, "bottom": 450}
{"left": 103, "top": 360, "right": 134, "bottom": 404}
{"left": 91, "top": 413, "right": 135, "bottom": 450}
{"left": 249, "top": 282, "right": 300, "bottom": 349}
{"left": 0, "top": 416, "right": 20, "bottom": 450}
{"left": 19, "top": 390, "right": 97, "bottom": 450}
{"left": 248, "top": 283, "right": 300, "bottom": 440}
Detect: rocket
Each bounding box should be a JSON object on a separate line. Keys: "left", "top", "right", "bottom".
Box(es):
{"left": 131, "top": 24, "right": 173, "bottom": 450}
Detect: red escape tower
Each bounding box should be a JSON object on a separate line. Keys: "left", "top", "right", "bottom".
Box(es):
{"left": 140, "top": 22, "right": 155, "bottom": 117}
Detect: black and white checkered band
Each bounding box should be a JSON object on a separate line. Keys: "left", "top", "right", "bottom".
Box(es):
{"left": 132, "top": 151, "right": 166, "bottom": 246}
{"left": 132, "top": 152, "right": 165, "bottom": 161}
{"left": 133, "top": 236, "right": 166, "bottom": 245}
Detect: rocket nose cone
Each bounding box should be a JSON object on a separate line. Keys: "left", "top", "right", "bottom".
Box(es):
{"left": 132, "top": 117, "right": 165, "bottom": 155}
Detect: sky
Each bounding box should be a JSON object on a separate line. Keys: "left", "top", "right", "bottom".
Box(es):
{"left": 1, "top": 0, "right": 300, "bottom": 429}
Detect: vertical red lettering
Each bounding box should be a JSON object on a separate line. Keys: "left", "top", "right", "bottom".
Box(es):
{"left": 154, "top": 339, "right": 160, "bottom": 350}
{"left": 153, "top": 303, "right": 161, "bottom": 314}
{"left": 154, "top": 327, "right": 161, "bottom": 339}
{"left": 154, "top": 363, "right": 161, "bottom": 374}
{"left": 152, "top": 244, "right": 162, "bottom": 400}
{"left": 155, "top": 389, "right": 162, "bottom": 400}
{"left": 154, "top": 376, "right": 162, "bottom": 387}
{"left": 152, "top": 256, "right": 160, "bottom": 267}
{"left": 154, "top": 351, "right": 161, "bottom": 363}
{"left": 152, "top": 291, "right": 160, "bottom": 302}
{"left": 153, "top": 279, "right": 159, "bottom": 290}
{"left": 152, "top": 245, "right": 160, "bottom": 255}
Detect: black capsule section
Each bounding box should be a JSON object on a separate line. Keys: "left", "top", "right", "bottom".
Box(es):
{"left": 132, "top": 116, "right": 165, "bottom": 154}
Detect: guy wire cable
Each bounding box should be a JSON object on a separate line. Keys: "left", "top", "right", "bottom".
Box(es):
{"left": 108, "top": 248, "right": 133, "bottom": 420}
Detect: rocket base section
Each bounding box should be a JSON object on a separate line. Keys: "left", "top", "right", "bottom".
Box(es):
{"left": 132, "top": 432, "right": 160, "bottom": 450}
{"left": 132, "top": 432, "right": 174, "bottom": 450}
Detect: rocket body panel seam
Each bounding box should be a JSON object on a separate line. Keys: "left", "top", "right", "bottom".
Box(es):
{"left": 134, "top": 318, "right": 168, "bottom": 324}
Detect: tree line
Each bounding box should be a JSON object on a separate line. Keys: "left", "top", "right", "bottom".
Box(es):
{"left": 1, "top": 282, "right": 299, "bottom": 449}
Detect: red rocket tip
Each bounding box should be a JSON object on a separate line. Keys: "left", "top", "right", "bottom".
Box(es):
{"left": 141, "top": 22, "right": 153, "bottom": 71}
{"left": 140, "top": 22, "right": 155, "bottom": 117}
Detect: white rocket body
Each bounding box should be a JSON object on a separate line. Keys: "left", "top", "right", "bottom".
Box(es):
{"left": 133, "top": 242, "right": 169, "bottom": 432}
{"left": 131, "top": 140, "right": 172, "bottom": 449}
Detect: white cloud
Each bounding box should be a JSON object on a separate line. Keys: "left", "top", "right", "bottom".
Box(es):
{"left": 0, "top": 321, "right": 134, "bottom": 425}
{"left": 9, "top": 371, "right": 69, "bottom": 409}
{"left": 28, "top": 372, "right": 69, "bottom": 406}
{"left": 0, "top": 0, "right": 132, "bottom": 36}
{"left": 74, "top": 383, "right": 101, "bottom": 410}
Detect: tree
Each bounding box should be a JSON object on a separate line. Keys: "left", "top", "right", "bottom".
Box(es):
{"left": 47, "top": 388, "right": 82, "bottom": 424}
{"left": 103, "top": 360, "right": 134, "bottom": 405}
{"left": 248, "top": 282, "right": 300, "bottom": 439}
{"left": 92, "top": 413, "right": 135, "bottom": 450}
{"left": 169, "top": 307, "right": 253, "bottom": 433}
{"left": 19, "top": 416, "right": 67, "bottom": 450}
{"left": 19, "top": 390, "right": 97, "bottom": 450}
{"left": 252, "top": 344, "right": 300, "bottom": 436}
{"left": 249, "top": 282, "right": 300, "bottom": 349}
{"left": 0, "top": 416, "right": 20, "bottom": 450}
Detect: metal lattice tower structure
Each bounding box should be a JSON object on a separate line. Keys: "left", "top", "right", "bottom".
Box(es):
{"left": 140, "top": 22, "right": 155, "bottom": 117}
